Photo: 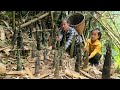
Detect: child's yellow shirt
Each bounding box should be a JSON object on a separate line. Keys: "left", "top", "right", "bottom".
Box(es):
{"left": 84, "top": 38, "right": 102, "bottom": 59}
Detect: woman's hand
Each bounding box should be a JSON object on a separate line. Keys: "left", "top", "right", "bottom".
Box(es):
{"left": 56, "top": 36, "right": 60, "bottom": 41}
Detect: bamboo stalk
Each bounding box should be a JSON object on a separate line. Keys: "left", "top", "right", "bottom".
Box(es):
{"left": 31, "top": 45, "right": 35, "bottom": 58}
{"left": 47, "top": 13, "right": 53, "bottom": 46}
{"left": 106, "top": 32, "right": 120, "bottom": 51}
{"left": 39, "top": 20, "right": 43, "bottom": 46}
{"left": 51, "top": 11, "right": 54, "bottom": 29}
{"left": 20, "top": 12, "right": 49, "bottom": 28}
{"left": 36, "top": 24, "right": 41, "bottom": 51}
{"left": 99, "top": 15, "right": 120, "bottom": 41}
{"left": 15, "top": 12, "right": 54, "bottom": 30}
{"left": 12, "top": 11, "right": 17, "bottom": 46}
{"left": 17, "top": 49, "right": 22, "bottom": 71}
{"left": 70, "top": 34, "right": 76, "bottom": 58}
{"left": 75, "top": 52, "right": 80, "bottom": 72}
{"left": 12, "top": 11, "right": 15, "bottom": 30}
{"left": 35, "top": 53, "right": 40, "bottom": 75}
{"left": 83, "top": 51, "right": 89, "bottom": 69}
{"left": 95, "top": 11, "right": 120, "bottom": 43}
{"left": 107, "top": 12, "right": 120, "bottom": 40}
{"left": 53, "top": 50, "right": 56, "bottom": 68}
{"left": 75, "top": 43, "right": 82, "bottom": 72}
{"left": 17, "top": 30, "right": 23, "bottom": 49}
{"left": 59, "top": 48, "right": 63, "bottom": 66}
{"left": 44, "top": 49, "right": 48, "bottom": 62}
{"left": 54, "top": 50, "right": 59, "bottom": 79}
{"left": 79, "top": 43, "right": 82, "bottom": 66}
{"left": 63, "top": 33, "right": 66, "bottom": 52}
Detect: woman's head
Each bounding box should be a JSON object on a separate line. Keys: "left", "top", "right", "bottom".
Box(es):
{"left": 90, "top": 28, "right": 102, "bottom": 41}
{"left": 60, "top": 19, "right": 70, "bottom": 32}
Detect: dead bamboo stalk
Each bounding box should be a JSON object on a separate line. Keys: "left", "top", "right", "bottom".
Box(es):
{"left": 49, "top": 11, "right": 54, "bottom": 46}
{"left": 20, "top": 12, "right": 49, "bottom": 28}
{"left": 32, "top": 29, "right": 53, "bottom": 33}
{"left": 16, "top": 12, "right": 54, "bottom": 29}
{"left": 12, "top": 11, "right": 15, "bottom": 30}
{"left": 51, "top": 11, "right": 54, "bottom": 29}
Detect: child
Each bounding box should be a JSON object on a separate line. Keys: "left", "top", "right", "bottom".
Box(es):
{"left": 84, "top": 28, "right": 102, "bottom": 66}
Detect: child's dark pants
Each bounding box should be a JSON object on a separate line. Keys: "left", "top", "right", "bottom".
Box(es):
{"left": 89, "top": 53, "right": 101, "bottom": 66}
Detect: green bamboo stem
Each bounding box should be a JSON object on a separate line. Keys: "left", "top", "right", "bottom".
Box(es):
{"left": 70, "top": 34, "right": 76, "bottom": 58}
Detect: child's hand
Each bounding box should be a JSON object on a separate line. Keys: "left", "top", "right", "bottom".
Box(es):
{"left": 88, "top": 56, "right": 91, "bottom": 60}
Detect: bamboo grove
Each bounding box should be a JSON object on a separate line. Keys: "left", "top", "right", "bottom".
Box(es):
{"left": 0, "top": 11, "right": 119, "bottom": 79}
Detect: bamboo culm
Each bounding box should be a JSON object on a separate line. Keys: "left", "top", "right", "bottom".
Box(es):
{"left": 75, "top": 44, "right": 81, "bottom": 72}
{"left": 59, "top": 48, "right": 63, "bottom": 66}
{"left": 54, "top": 50, "right": 59, "bottom": 78}
{"left": 70, "top": 34, "right": 76, "bottom": 58}
{"left": 36, "top": 32, "right": 41, "bottom": 50}
{"left": 17, "top": 49, "right": 22, "bottom": 71}
{"left": 12, "top": 11, "right": 17, "bottom": 46}
{"left": 53, "top": 50, "right": 56, "bottom": 68}
{"left": 35, "top": 54, "right": 40, "bottom": 74}
{"left": 44, "top": 49, "right": 48, "bottom": 62}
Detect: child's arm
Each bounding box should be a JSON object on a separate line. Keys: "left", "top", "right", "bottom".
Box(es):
{"left": 83, "top": 40, "right": 89, "bottom": 52}
{"left": 88, "top": 44, "right": 101, "bottom": 59}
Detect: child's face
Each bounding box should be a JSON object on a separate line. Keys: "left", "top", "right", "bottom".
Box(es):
{"left": 91, "top": 30, "right": 99, "bottom": 41}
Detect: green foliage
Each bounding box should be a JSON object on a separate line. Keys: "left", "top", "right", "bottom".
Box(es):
{"left": 112, "top": 45, "right": 120, "bottom": 71}
{"left": 89, "top": 11, "right": 120, "bottom": 72}
{"left": 4, "top": 11, "right": 12, "bottom": 17}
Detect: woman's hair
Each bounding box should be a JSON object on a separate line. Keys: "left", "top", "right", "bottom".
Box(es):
{"left": 90, "top": 28, "right": 102, "bottom": 40}
{"left": 60, "top": 17, "right": 70, "bottom": 24}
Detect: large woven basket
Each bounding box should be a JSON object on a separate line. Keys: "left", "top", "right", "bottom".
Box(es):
{"left": 68, "top": 13, "right": 85, "bottom": 35}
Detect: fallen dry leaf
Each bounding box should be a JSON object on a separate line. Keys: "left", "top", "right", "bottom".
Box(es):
{"left": 39, "top": 72, "right": 52, "bottom": 79}
{"left": 0, "top": 63, "right": 6, "bottom": 74}
{"left": 3, "top": 48, "right": 11, "bottom": 55}
{"left": 80, "top": 70, "right": 95, "bottom": 79}
{"left": 6, "top": 71, "right": 26, "bottom": 75}
{"left": 65, "top": 68, "right": 88, "bottom": 79}
{"left": 24, "top": 67, "right": 34, "bottom": 79}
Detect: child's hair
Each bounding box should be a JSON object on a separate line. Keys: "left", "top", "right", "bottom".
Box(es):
{"left": 90, "top": 28, "right": 102, "bottom": 40}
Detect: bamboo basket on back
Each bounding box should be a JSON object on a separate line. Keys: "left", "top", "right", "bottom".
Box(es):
{"left": 68, "top": 13, "right": 85, "bottom": 35}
